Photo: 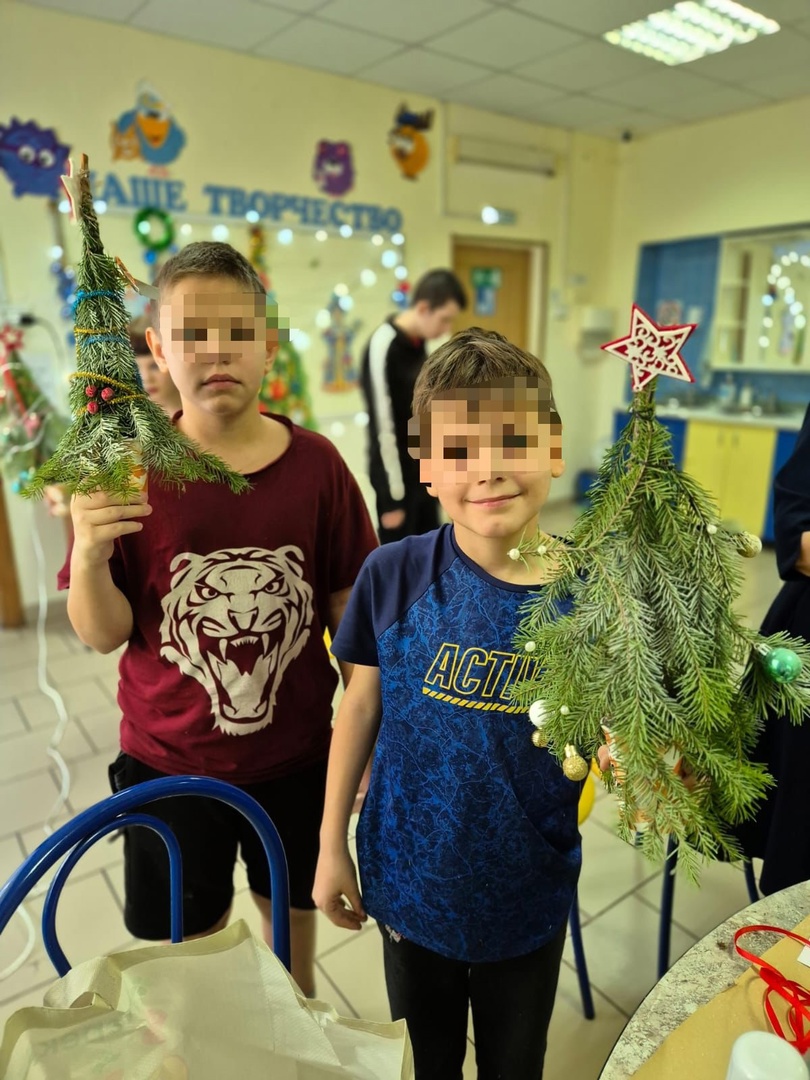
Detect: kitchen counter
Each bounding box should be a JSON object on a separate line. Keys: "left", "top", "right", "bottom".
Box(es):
{"left": 652, "top": 404, "right": 806, "bottom": 431}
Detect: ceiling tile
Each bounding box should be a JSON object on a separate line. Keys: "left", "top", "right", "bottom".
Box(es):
{"left": 18, "top": 0, "right": 144, "bottom": 18}
{"left": 523, "top": 94, "right": 647, "bottom": 129}
{"left": 656, "top": 85, "right": 773, "bottom": 122}
{"left": 253, "top": 17, "right": 402, "bottom": 73}
{"left": 358, "top": 48, "right": 487, "bottom": 95}
{"left": 746, "top": 65, "right": 810, "bottom": 98}
{"left": 254, "top": 0, "right": 332, "bottom": 10}
{"left": 584, "top": 109, "right": 677, "bottom": 138}
{"left": 516, "top": 38, "right": 658, "bottom": 91}
{"left": 737, "top": 0, "right": 810, "bottom": 23}
{"left": 687, "top": 26, "right": 810, "bottom": 82}
{"left": 513, "top": 0, "right": 660, "bottom": 35}
{"left": 428, "top": 8, "right": 583, "bottom": 68}
{"left": 599, "top": 68, "right": 725, "bottom": 109}
{"left": 444, "top": 74, "right": 565, "bottom": 115}
{"left": 316, "top": 0, "right": 490, "bottom": 44}
{"left": 131, "top": 0, "right": 297, "bottom": 50}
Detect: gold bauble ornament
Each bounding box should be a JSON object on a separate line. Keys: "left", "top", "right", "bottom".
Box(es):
{"left": 531, "top": 728, "right": 548, "bottom": 748}
{"left": 737, "top": 531, "right": 763, "bottom": 559}
{"left": 562, "top": 744, "right": 589, "bottom": 781}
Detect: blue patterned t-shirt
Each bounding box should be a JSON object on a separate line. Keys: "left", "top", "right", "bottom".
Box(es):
{"left": 331, "top": 525, "right": 582, "bottom": 963}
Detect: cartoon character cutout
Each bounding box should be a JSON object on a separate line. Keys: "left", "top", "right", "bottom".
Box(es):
{"left": 111, "top": 82, "right": 186, "bottom": 172}
{"left": 312, "top": 140, "right": 354, "bottom": 197}
{"left": 0, "top": 119, "right": 70, "bottom": 198}
{"left": 388, "top": 104, "right": 433, "bottom": 181}
{"left": 322, "top": 295, "right": 360, "bottom": 393}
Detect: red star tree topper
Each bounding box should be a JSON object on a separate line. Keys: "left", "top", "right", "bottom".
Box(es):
{"left": 601, "top": 304, "right": 696, "bottom": 391}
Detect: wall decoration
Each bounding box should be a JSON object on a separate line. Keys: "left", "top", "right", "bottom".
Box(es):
{"left": 656, "top": 299, "right": 684, "bottom": 326}
{"left": 388, "top": 104, "right": 433, "bottom": 181}
{"left": 0, "top": 119, "right": 70, "bottom": 198}
{"left": 111, "top": 82, "right": 187, "bottom": 171}
{"left": 312, "top": 141, "right": 355, "bottom": 198}
{"left": 471, "top": 267, "right": 502, "bottom": 317}
{"left": 322, "top": 294, "right": 361, "bottom": 392}
{"left": 248, "top": 224, "right": 271, "bottom": 291}
{"left": 46, "top": 199, "right": 78, "bottom": 346}
{"left": 0, "top": 324, "right": 69, "bottom": 496}
{"left": 392, "top": 280, "right": 410, "bottom": 310}
{"left": 260, "top": 336, "right": 316, "bottom": 430}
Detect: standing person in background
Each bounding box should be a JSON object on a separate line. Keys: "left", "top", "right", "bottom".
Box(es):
{"left": 361, "top": 270, "right": 467, "bottom": 544}
{"left": 129, "top": 315, "right": 181, "bottom": 419}
{"left": 737, "top": 401, "right": 810, "bottom": 893}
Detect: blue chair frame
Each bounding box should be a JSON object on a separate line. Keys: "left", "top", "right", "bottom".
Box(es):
{"left": 657, "top": 835, "right": 758, "bottom": 979}
{"left": 568, "top": 892, "right": 595, "bottom": 1019}
{"left": 0, "top": 776, "right": 291, "bottom": 976}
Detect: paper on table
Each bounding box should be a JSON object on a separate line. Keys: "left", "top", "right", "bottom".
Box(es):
{"left": 634, "top": 915, "right": 810, "bottom": 1080}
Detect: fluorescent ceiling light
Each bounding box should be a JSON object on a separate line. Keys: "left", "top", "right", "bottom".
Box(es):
{"left": 603, "top": 0, "right": 779, "bottom": 66}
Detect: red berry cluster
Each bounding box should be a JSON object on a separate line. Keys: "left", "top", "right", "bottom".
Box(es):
{"left": 84, "top": 384, "right": 116, "bottom": 415}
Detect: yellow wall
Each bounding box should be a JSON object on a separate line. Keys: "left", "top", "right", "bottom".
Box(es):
{"left": 0, "top": 1, "right": 618, "bottom": 606}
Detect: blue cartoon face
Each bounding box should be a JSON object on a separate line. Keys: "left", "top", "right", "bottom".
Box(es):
{"left": 0, "top": 119, "right": 70, "bottom": 198}
{"left": 312, "top": 141, "right": 355, "bottom": 198}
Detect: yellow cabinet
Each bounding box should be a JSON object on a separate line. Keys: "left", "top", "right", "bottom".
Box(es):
{"left": 682, "top": 421, "right": 776, "bottom": 535}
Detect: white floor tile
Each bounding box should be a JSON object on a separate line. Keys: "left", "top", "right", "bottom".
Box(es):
{"left": 0, "top": 836, "right": 25, "bottom": 886}
{"left": 577, "top": 819, "right": 661, "bottom": 919}
{"left": 72, "top": 707, "right": 119, "bottom": 755}
{"left": 16, "top": 680, "right": 113, "bottom": 731}
{"left": 565, "top": 893, "right": 697, "bottom": 1016}
{"left": 637, "top": 858, "right": 755, "bottom": 941}
{"left": 0, "top": 701, "right": 27, "bottom": 740}
{"left": 318, "top": 926, "right": 389, "bottom": 1023}
{"left": 544, "top": 963, "right": 629, "bottom": 1080}
{"left": 0, "top": 774, "right": 61, "bottom": 838}
{"left": 62, "top": 756, "right": 116, "bottom": 814}
{"left": 0, "top": 722, "right": 95, "bottom": 784}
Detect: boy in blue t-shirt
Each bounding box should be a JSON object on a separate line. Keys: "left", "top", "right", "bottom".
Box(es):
{"left": 314, "top": 328, "right": 581, "bottom": 1079}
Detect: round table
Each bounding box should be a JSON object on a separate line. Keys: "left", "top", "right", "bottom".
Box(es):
{"left": 599, "top": 880, "right": 810, "bottom": 1078}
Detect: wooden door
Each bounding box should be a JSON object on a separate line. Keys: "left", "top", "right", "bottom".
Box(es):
{"left": 452, "top": 243, "right": 532, "bottom": 349}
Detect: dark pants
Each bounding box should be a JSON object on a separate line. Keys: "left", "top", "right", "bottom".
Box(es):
{"left": 377, "top": 485, "right": 440, "bottom": 545}
{"left": 380, "top": 922, "right": 566, "bottom": 1080}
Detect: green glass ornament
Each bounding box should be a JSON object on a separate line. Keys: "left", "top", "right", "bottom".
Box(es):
{"left": 763, "top": 647, "right": 803, "bottom": 685}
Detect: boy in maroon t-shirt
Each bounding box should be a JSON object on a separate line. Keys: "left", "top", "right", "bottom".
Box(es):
{"left": 59, "top": 242, "right": 377, "bottom": 996}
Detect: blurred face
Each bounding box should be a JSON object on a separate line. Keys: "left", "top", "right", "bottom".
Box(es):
{"left": 134, "top": 350, "right": 179, "bottom": 414}
{"left": 414, "top": 300, "right": 461, "bottom": 342}
{"left": 147, "top": 275, "right": 276, "bottom": 417}
{"left": 413, "top": 385, "right": 564, "bottom": 544}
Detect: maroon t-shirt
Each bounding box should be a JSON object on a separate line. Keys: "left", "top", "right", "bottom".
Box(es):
{"left": 58, "top": 417, "right": 378, "bottom": 782}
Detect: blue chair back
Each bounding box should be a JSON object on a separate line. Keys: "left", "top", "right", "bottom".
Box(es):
{"left": 0, "top": 776, "right": 290, "bottom": 976}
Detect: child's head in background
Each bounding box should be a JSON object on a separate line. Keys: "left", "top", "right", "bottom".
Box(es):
{"left": 409, "top": 328, "right": 564, "bottom": 552}
{"left": 129, "top": 313, "right": 181, "bottom": 418}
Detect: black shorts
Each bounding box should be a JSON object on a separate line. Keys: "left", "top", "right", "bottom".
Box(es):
{"left": 108, "top": 752, "right": 327, "bottom": 940}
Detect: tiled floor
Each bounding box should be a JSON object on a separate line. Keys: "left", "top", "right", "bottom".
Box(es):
{"left": 0, "top": 501, "right": 783, "bottom": 1078}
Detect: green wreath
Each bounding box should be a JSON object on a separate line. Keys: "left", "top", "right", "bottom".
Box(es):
{"left": 133, "top": 207, "right": 175, "bottom": 253}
